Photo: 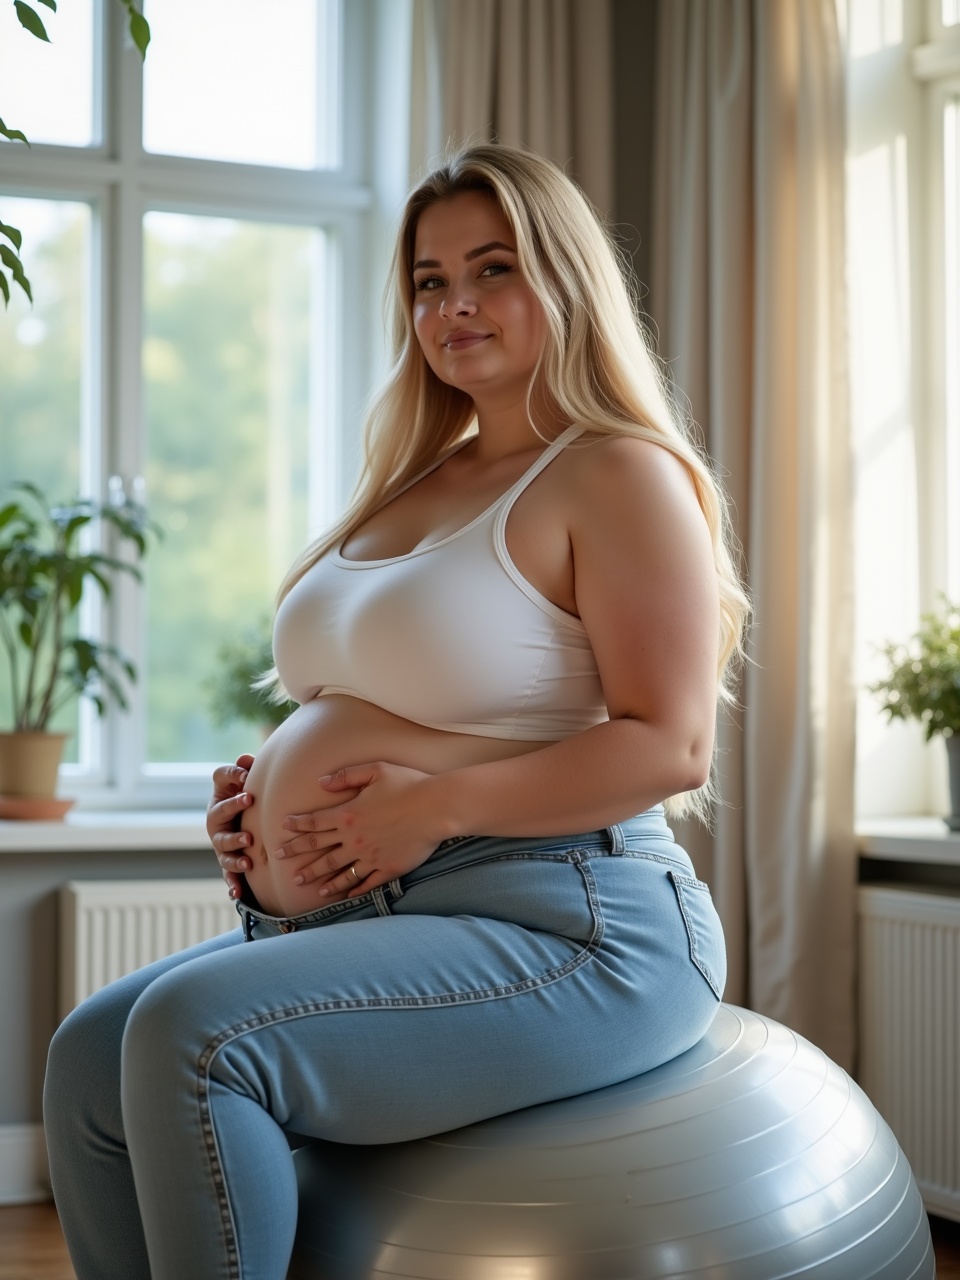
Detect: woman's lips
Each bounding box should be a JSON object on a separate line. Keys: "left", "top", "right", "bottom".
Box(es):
{"left": 443, "top": 333, "right": 490, "bottom": 350}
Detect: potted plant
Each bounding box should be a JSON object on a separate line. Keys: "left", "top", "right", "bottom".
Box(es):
{"left": 204, "top": 621, "right": 296, "bottom": 742}
{"left": 870, "top": 595, "right": 960, "bottom": 830}
{"left": 0, "top": 482, "right": 157, "bottom": 815}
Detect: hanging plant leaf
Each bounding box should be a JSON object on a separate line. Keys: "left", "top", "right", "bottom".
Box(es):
{"left": 13, "top": 2, "right": 50, "bottom": 41}
{"left": 116, "top": 0, "right": 150, "bottom": 58}
{"left": 0, "top": 222, "right": 23, "bottom": 251}
{"left": 0, "top": 246, "right": 32, "bottom": 303}
{"left": 0, "top": 118, "right": 30, "bottom": 145}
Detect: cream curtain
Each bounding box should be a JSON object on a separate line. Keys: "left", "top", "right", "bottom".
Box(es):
{"left": 409, "top": 0, "right": 613, "bottom": 216}
{"left": 651, "top": 0, "right": 856, "bottom": 1068}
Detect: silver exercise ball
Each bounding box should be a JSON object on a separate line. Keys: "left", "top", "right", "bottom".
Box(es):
{"left": 289, "top": 1005, "right": 934, "bottom": 1279}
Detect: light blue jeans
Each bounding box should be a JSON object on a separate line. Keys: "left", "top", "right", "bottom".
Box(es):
{"left": 43, "top": 808, "right": 725, "bottom": 1280}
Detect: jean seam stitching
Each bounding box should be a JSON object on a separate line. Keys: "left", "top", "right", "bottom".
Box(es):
{"left": 669, "top": 871, "right": 722, "bottom": 999}
{"left": 620, "top": 851, "right": 693, "bottom": 869}
{"left": 196, "top": 853, "right": 605, "bottom": 1270}
{"left": 195, "top": 1070, "right": 242, "bottom": 1278}
{"left": 410, "top": 847, "right": 604, "bottom": 890}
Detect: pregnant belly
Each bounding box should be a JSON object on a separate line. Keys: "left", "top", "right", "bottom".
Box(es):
{"left": 240, "top": 694, "right": 543, "bottom": 918}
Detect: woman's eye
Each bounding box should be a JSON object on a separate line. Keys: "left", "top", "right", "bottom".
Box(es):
{"left": 414, "top": 275, "right": 444, "bottom": 292}
{"left": 480, "top": 261, "right": 510, "bottom": 278}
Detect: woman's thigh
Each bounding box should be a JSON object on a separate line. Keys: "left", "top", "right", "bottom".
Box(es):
{"left": 121, "top": 837, "right": 723, "bottom": 1147}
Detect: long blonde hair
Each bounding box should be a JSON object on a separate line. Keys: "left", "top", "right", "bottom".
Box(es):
{"left": 274, "top": 144, "right": 750, "bottom": 822}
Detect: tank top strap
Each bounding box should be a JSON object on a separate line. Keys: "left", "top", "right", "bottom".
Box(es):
{"left": 497, "top": 425, "right": 584, "bottom": 516}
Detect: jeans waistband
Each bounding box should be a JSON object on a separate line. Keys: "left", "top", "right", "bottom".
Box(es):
{"left": 238, "top": 806, "right": 690, "bottom": 937}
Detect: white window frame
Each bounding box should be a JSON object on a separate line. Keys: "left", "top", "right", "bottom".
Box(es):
{"left": 0, "top": 0, "right": 399, "bottom": 809}
{"left": 849, "top": 0, "right": 960, "bottom": 819}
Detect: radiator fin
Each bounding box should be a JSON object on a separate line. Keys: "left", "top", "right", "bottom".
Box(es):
{"left": 59, "top": 879, "right": 238, "bottom": 1018}
{"left": 859, "top": 885, "right": 960, "bottom": 1221}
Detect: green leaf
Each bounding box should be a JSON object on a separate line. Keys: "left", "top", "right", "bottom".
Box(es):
{"left": 14, "top": 2, "right": 50, "bottom": 41}
{"left": 0, "top": 117, "right": 30, "bottom": 145}
{"left": 129, "top": 10, "right": 150, "bottom": 57}
{"left": 0, "top": 270, "right": 9, "bottom": 308}
{"left": 62, "top": 513, "right": 92, "bottom": 542}
{"left": 0, "top": 221, "right": 23, "bottom": 251}
{"left": 116, "top": 1, "right": 150, "bottom": 58}
{"left": 36, "top": 0, "right": 57, "bottom": 9}
{"left": 18, "top": 620, "right": 33, "bottom": 647}
{"left": 0, "top": 245, "right": 32, "bottom": 302}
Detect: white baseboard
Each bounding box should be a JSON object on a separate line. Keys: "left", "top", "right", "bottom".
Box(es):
{"left": 0, "top": 1124, "right": 51, "bottom": 1204}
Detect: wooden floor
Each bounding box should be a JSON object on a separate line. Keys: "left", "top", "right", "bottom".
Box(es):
{"left": 1, "top": 1200, "right": 959, "bottom": 1277}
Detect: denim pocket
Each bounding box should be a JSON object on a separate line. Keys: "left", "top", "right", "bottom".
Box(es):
{"left": 668, "top": 870, "right": 727, "bottom": 1000}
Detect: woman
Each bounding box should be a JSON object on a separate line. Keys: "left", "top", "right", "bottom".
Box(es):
{"left": 44, "top": 145, "right": 748, "bottom": 1280}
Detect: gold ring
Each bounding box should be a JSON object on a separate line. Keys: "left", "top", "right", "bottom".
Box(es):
{"left": 349, "top": 866, "right": 359, "bottom": 881}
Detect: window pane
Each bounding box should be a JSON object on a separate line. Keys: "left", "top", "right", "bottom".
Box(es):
{"left": 143, "top": 212, "right": 322, "bottom": 763}
{"left": 0, "top": 197, "right": 90, "bottom": 755}
{"left": 944, "top": 0, "right": 960, "bottom": 27}
{"left": 847, "top": 0, "right": 903, "bottom": 57}
{"left": 0, "top": 0, "right": 95, "bottom": 148}
{"left": 143, "top": 0, "right": 338, "bottom": 169}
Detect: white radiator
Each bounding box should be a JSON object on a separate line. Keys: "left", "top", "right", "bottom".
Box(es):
{"left": 858, "top": 884, "right": 960, "bottom": 1221}
{"left": 59, "top": 879, "right": 239, "bottom": 1018}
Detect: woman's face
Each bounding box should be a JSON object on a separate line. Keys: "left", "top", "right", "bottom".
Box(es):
{"left": 410, "top": 191, "right": 547, "bottom": 403}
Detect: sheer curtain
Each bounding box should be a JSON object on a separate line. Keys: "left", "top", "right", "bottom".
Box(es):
{"left": 651, "top": 0, "right": 856, "bottom": 1067}
{"left": 409, "top": 0, "right": 613, "bottom": 215}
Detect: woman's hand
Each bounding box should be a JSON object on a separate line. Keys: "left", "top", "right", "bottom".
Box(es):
{"left": 277, "top": 762, "right": 446, "bottom": 898}
{"left": 206, "top": 753, "right": 256, "bottom": 900}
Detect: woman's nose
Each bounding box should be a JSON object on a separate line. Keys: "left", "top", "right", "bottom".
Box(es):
{"left": 439, "top": 289, "right": 478, "bottom": 319}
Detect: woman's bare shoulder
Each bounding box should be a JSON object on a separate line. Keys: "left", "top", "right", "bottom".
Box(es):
{"left": 557, "top": 430, "right": 700, "bottom": 516}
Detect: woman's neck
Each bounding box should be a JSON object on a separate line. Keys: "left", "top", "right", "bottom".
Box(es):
{"left": 468, "top": 393, "right": 569, "bottom": 464}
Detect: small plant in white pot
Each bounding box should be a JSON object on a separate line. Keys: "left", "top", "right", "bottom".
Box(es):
{"left": 0, "top": 483, "right": 157, "bottom": 817}
{"left": 870, "top": 595, "right": 960, "bottom": 831}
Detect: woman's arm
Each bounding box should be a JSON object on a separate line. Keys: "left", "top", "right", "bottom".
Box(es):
{"left": 281, "top": 437, "right": 721, "bottom": 895}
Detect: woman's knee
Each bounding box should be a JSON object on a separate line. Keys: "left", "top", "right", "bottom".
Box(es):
{"left": 44, "top": 985, "right": 132, "bottom": 1137}
{"left": 120, "top": 958, "right": 228, "bottom": 1090}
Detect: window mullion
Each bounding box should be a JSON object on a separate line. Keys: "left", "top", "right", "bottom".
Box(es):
{"left": 103, "top": 0, "right": 148, "bottom": 803}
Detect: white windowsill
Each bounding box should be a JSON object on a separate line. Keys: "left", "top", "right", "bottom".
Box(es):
{"left": 3, "top": 810, "right": 958, "bottom": 861}
{"left": 857, "top": 816, "right": 960, "bottom": 865}
{"left": 0, "top": 810, "right": 209, "bottom": 854}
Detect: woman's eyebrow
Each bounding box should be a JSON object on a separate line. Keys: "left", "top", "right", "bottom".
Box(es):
{"left": 412, "top": 241, "right": 517, "bottom": 271}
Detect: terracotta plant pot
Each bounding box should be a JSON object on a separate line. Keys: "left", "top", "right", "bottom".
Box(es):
{"left": 0, "top": 731, "right": 68, "bottom": 798}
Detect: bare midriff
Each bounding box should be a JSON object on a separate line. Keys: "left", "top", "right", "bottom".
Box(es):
{"left": 239, "top": 693, "right": 545, "bottom": 917}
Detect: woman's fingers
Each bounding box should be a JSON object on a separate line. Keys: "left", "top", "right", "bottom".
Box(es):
{"left": 281, "top": 810, "right": 334, "bottom": 834}
{"left": 207, "top": 755, "right": 258, "bottom": 890}
{"left": 210, "top": 761, "right": 247, "bottom": 800}
{"left": 274, "top": 838, "right": 341, "bottom": 880}
{"left": 211, "top": 789, "right": 253, "bottom": 825}
{"left": 222, "top": 869, "right": 245, "bottom": 900}
{"left": 318, "top": 764, "right": 379, "bottom": 792}
{"left": 319, "top": 863, "right": 375, "bottom": 898}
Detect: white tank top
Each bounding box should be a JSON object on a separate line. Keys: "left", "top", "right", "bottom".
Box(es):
{"left": 273, "top": 425, "right": 608, "bottom": 740}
